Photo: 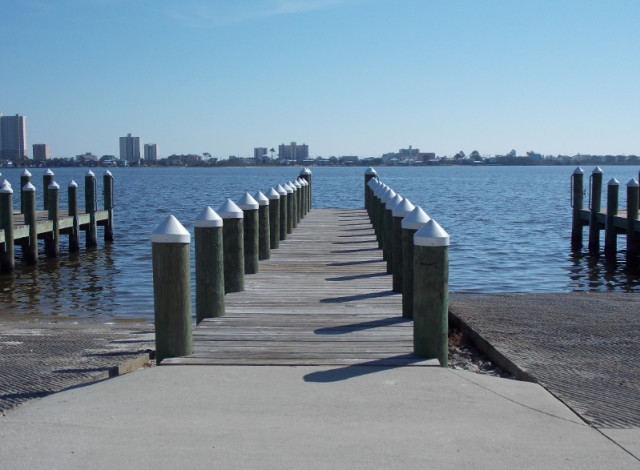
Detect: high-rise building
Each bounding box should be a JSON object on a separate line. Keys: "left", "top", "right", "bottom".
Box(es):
{"left": 278, "top": 142, "right": 309, "bottom": 162}
{"left": 0, "top": 114, "right": 28, "bottom": 161}
{"left": 33, "top": 144, "right": 50, "bottom": 161}
{"left": 144, "top": 143, "right": 158, "bottom": 161}
{"left": 254, "top": 147, "right": 268, "bottom": 162}
{"left": 119, "top": 133, "right": 141, "bottom": 163}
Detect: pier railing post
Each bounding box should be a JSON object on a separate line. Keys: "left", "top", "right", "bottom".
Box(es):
{"left": 293, "top": 179, "right": 302, "bottom": 225}
{"left": 297, "top": 178, "right": 307, "bottom": 219}
{"left": 22, "top": 182, "right": 38, "bottom": 265}
{"left": 45, "top": 181, "right": 60, "bottom": 258}
{"left": 85, "top": 170, "right": 98, "bottom": 248}
{"left": 300, "top": 168, "right": 312, "bottom": 211}
{"left": 276, "top": 184, "right": 288, "bottom": 240}
{"left": 285, "top": 183, "right": 294, "bottom": 234}
{"left": 380, "top": 187, "right": 397, "bottom": 263}
{"left": 391, "top": 198, "right": 415, "bottom": 293}
{"left": 151, "top": 215, "right": 193, "bottom": 364}
{"left": 373, "top": 182, "right": 386, "bottom": 248}
{"left": 218, "top": 198, "right": 245, "bottom": 293}
{"left": 401, "top": 207, "right": 430, "bottom": 319}
{"left": 627, "top": 179, "right": 639, "bottom": 262}
{"left": 413, "top": 219, "right": 449, "bottom": 367}
{"left": 571, "top": 167, "right": 584, "bottom": 250}
{"left": 385, "top": 194, "right": 403, "bottom": 274}
{"left": 0, "top": 181, "right": 15, "bottom": 273}
{"left": 364, "top": 167, "right": 377, "bottom": 212}
{"left": 43, "top": 169, "right": 54, "bottom": 211}
{"left": 103, "top": 170, "right": 114, "bottom": 242}
{"left": 238, "top": 193, "right": 260, "bottom": 274}
{"left": 604, "top": 178, "right": 619, "bottom": 257}
{"left": 267, "top": 188, "right": 280, "bottom": 249}
{"left": 195, "top": 206, "right": 225, "bottom": 323}
{"left": 20, "top": 169, "right": 31, "bottom": 214}
{"left": 68, "top": 181, "right": 80, "bottom": 252}
{"left": 254, "top": 191, "right": 271, "bottom": 260}
{"left": 588, "top": 167, "right": 603, "bottom": 254}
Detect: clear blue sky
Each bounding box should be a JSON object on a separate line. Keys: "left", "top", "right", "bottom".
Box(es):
{"left": 2, "top": 0, "right": 639, "bottom": 159}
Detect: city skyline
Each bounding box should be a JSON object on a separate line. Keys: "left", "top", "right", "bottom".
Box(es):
{"left": 2, "top": 1, "right": 639, "bottom": 158}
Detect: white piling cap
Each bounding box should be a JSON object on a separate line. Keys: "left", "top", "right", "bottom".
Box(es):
{"left": 380, "top": 187, "right": 396, "bottom": 204}
{"left": 414, "top": 219, "right": 449, "bottom": 247}
{"left": 195, "top": 206, "right": 223, "bottom": 228}
{"left": 275, "top": 184, "right": 288, "bottom": 196}
{"left": 86, "top": 170, "right": 95, "bottom": 177}
{"left": 293, "top": 179, "right": 302, "bottom": 189}
{"left": 217, "top": 198, "right": 244, "bottom": 219}
{"left": 3, "top": 179, "right": 12, "bottom": 188}
{"left": 238, "top": 192, "right": 259, "bottom": 210}
{"left": 0, "top": 180, "right": 13, "bottom": 194}
{"left": 254, "top": 191, "right": 269, "bottom": 206}
{"left": 402, "top": 206, "right": 431, "bottom": 230}
{"left": 374, "top": 183, "right": 387, "bottom": 197}
{"left": 573, "top": 167, "right": 584, "bottom": 175}
{"left": 48, "top": 181, "right": 60, "bottom": 190}
{"left": 22, "top": 182, "right": 36, "bottom": 192}
{"left": 284, "top": 183, "right": 294, "bottom": 194}
{"left": 386, "top": 194, "right": 403, "bottom": 210}
{"left": 393, "top": 198, "right": 415, "bottom": 218}
{"left": 365, "top": 167, "right": 377, "bottom": 176}
{"left": 628, "top": 178, "right": 639, "bottom": 188}
{"left": 266, "top": 188, "right": 280, "bottom": 200}
{"left": 69, "top": 180, "right": 78, "bottom": 188}
{"left": 298, "top": 177, "right": 308, "bottom": 186}
{"left": 367, "top": 178, "right": 376, "bottom": 188}
{"left": 592, "top": 166, "right": 603, "bottom": 174}
{"left": 300, "top": 167, "right": 312, "bottom": 175}
{"left": 608, "top": 178, "right": 619, "bottom": 186}
{"left": 105, "top": 170, "right": 113, "bottom": 176}
{"left": 22, "top": 169, "right": 32, "bottom": 177}
{"left": 44, "top": 169, "right": 54, "bottom": 176}
{"left": 151, "top": 215, "right": 190, "bottom": 243}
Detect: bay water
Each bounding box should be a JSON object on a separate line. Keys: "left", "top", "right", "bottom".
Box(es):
{"left": 0, "top": 165, "right": 637, "bottom": 321}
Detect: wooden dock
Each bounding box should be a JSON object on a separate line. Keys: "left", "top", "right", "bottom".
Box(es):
{"left": 163, "top": 209, "right": 432, "bottom": 367}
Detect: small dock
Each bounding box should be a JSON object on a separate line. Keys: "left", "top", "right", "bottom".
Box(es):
{"left": 163, "top": 209, "right": 430, "bottom": 367}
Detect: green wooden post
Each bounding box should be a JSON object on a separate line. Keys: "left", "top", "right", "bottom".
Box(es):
{"left": 293, "top": 179, "right": 302, "bottom": 225}
{"left": 218, "top": 198, "right": 245, "bottom": 293}
{"left": 367, "top": 177, "right": 378, "bottom": 222}
{"left": 276, "top": 184, "right": 288, "bottom": 241}
{"left": 375, "top": 184, "right": 389, "bottom": 249}
{"left": 68, "top": 180, "right": 80, "bottom": 253}
{"left": 267, "top": 188, "right": 280, "bottom": 249}
{"left": 296, "top": 178, "right": 306, "bottom": 219}
{"left": 254, "top": 191, "right": 270, "bottom": 260}
{"left": 238, "top": 192, "right": 259, "bottom": 274}
{"left": 413, "top": 219, "right": 449, "bottom": 367}
{"left": 604, "top": 178, "right": 619, "bottom": 257}
{"left": 85, "top": 170, "right": 98, "bottom": 248}
{"left": 287, "top": 182, "right": 297, "bottom": 229}
{"left": 20, "top": 169, "right": 31, "bottom": 214}
{"left": 45, "top": 181, "right": 60, "bottom": 258}
{"left": 372, "top": 181, "right": 385, "bottom": 244}
{"left": 402, "top": 207, "right": 430, "bottom": 319}
{"left": 627, "top": 178, "right": 639, "bottom": 261}
{"left": 43, "top": 169, "right": 54, "bottom": 211}
{"left": 380, "top": 187, "right": 396, "bottom": 263}
{"left": 151, "top": 215, "right": 193, "bottom": 364}
{"left": 0, "top": 181, "right": 15, "bottom": 273}
{"left": 195, "top": 206, "right": 225, "bottom": 323}
{"left": 364, "top": 167, "right": 377, "bottom": 212}
{"left": 300, "top": 167, "right": 312, "bottom": 211}
{"left": 588, "top": 167, "right": 603, "bottom": 255}
{"left": 391, "top": 198, "right": 415, "bottom": 293}
{"left": 103, "top": 170, "right": 114, "bottom": 242}
{"left": 571, "top": 167, "right": 584, "bottom": 250}
{"left": 22, "top": 182, "right": 38, "bottom": 265}
{"left": 385, "top": 194, "right": 403, "bottom": 274}
{"left": 285, "top": 182, "right": 294, "bottom": 234}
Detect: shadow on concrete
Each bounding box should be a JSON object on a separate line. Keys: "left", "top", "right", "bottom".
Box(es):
{"left": 303, "top": 355, "right": 431, "bottom": 383}
{"left": 314, "top": 316, "right": 410, "bottom": 335}
{"left": 320, "top": 290, "right": 397, "bottom": 303}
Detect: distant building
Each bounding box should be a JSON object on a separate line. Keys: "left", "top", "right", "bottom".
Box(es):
{"left": 119, "top": 133, "right": 140, "bottom": 163}
{"left": 144, "top": 143, "right": 158, "bottom": 161}
{"left": 0, "top": 114, "right": 28, "bottom": 161}
{"left": 254, "top": 147, "right": 268, "bottom": 162}
{"left": 278, "top": 142, "right": 309, "bottom": 162}
{"left": 33, "top": 144, "right": 51, "bottom": 161}
{"left": 76, "top": 152, "right": 98, "bottom": 163}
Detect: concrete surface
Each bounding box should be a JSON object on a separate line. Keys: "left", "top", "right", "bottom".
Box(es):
{"left": 1, "top": 365, "right": 638, "bottom": 469}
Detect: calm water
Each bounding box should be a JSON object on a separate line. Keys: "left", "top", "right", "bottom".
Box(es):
{"left": 0, "top": 165, "right": 638, "bottom": 321}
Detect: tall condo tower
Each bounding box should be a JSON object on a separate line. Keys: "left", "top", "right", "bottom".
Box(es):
{"left": 119, "top": 133, "right": 141, "bottom": 163}
{"left": 0, "top": 114, "right": 28, "bottom": 161}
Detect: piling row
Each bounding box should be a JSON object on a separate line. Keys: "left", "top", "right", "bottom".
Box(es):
{"left": 0, "top": 169, "right": 114, "bottom": 274}
{"left": 571, "top": 166, "right": 640, "bottom": 264}
{"left": 152, "top": 168, "right": 312, "bottom": 364}
{"left": 365, "top": 168, "right": 450, "bottom": 367}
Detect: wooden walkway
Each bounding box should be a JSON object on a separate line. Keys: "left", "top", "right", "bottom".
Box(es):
{"left": 164, "top": 209, "right": 432, "bottom": 367}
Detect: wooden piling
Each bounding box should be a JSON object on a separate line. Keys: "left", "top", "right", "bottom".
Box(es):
{"left": 588, "top": 167, "right": 603, "bottom": 254}
{"left": 379, "top": 187, "right": 396, "bottom": 263}
{"left": 266, "top": 188, "right": 280, "bottom": 249}
{"left": 103, "top": 170, "right": 114, "bottom": 242}
{"left": 413, "top": 219, "right": 449, "bottom": 367}
{"left": 401, "top": 207, "right": 430, "bottom": 319}
{"left": 43, "top": 169, "right": 54, "bottom": 211}
{"left": 297, "top": 178, "right": 307, "bottom": 219}
{"left": 285, "top": 183, "right": 294, "bottom": 234}
{"left": 68, "top": 180, "right": 80, "bottom": 252}
{"left": 604, "top": 178, "right": 619, "bottom": 257}
{"left": 391, "top": 198, "right": 415, "bottom": 293}
{"left": 238, "top": 193, "right": 260, "bottom": 275}
{"left": 22, "top": 182, "right": 38, "bottom": 265}
{"left": 299, "top": 168, "right": 312, "bottom": 211}
{"left": 384, "top": 194, "right": 403, "bottom": 274}
{"left": 45, "top": 181, "right": 60, "bottom": 258}
{"left": 151, "top": 215, "right": 193, "bottom": 364}
{"left": 276, "top": 184, "right": 288, "bottom": 241}
{"left": 85, "top": 170, "right": 97, "bottom": 248}
{"left": 0, "top": 182, "right": 15, "bottom": 273}
{"left": 195, "top": 206, "right": 225, "bottom": 323}
{"left": 364, "top": 167, "right": 377, "bottom": 212}
{"left": 627, "top": 179, "right": 639, "bottom": 261}
{"left": 20, "top": 169, "right": 31, "bottom": 214}
{"left": 293, "top": 179, "right": 302, "bottom": 225}
{"left": 571, "top": 167, "right": 584, "bottom": 250}
{"left": 254, "top": 191, "right": 271, "bottom": 260}
{"left": 218, "top": 198, "right": 245, "bottom": 293}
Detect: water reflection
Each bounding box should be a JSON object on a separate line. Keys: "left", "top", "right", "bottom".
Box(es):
{"left": 567, "top": 249, "right": 640, "bottom": 292}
